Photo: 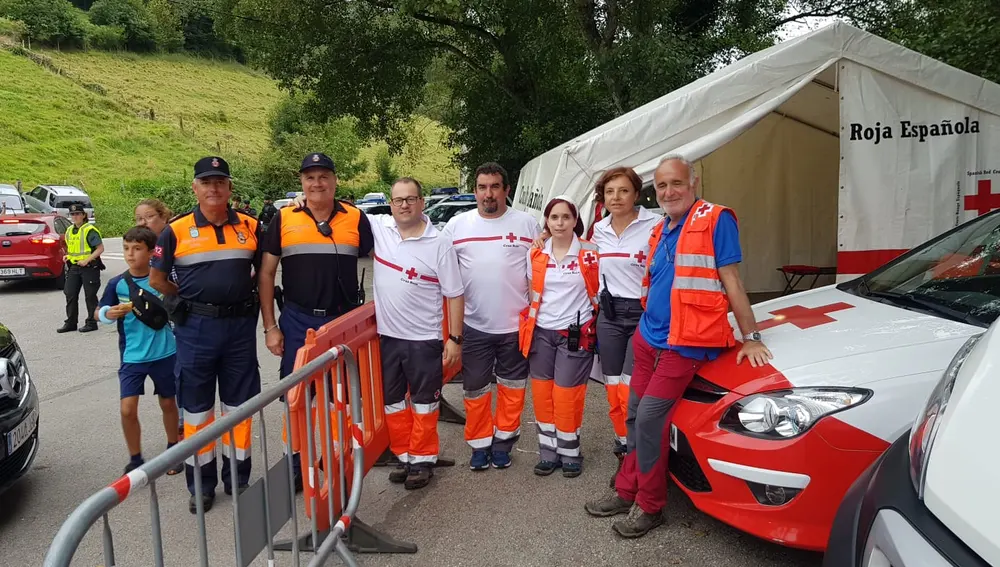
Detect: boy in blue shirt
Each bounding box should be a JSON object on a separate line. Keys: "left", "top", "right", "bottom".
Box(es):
{"left": 97, "top": 226, "right": 183, "bottom": 475}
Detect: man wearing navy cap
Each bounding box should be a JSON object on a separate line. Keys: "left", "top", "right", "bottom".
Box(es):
{"left": 258, "top": 152, "right": 374, "bottom": 490}
{"left": 150, "top": 156, "right": 263, "bottom": 513}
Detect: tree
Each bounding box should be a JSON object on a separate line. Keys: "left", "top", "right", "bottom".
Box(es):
{"left": 218, "top": 0, "right": 877, "bottom": 185}
{"left": 147, "top": 0, "right": 184, "bottom": 52}
{"left": 89, "top": 0, "right": 156, "bottom": 51}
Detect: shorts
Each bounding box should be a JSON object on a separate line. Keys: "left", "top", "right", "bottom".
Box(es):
{"left": 119, "top": 355, "right": 178, "bottom": 399}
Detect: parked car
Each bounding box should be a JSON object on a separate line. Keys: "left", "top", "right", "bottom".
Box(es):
{"left": 426, "top": 201, "right": 477, "bottom": 229}
{"left": 0, "top": 321, "right": 39, "bottom": 495}
{"left": 25, "top": 185, "right": 95, "bottom": 224}
{"left": 430, "top": 186, "right": 459, "bottom": 195}
{"left": 0, "top": 185, "right": 25, "bottom": 215}
{"left": 824, "top": 316, "right": 999, "bottom": 567}
{"left": 356, "top": 192, "right": 387, "bottom": 206}
{"left": 666, "top": 208, "right": 1000, "bottom": 552}
{"left": 360, "top": 204, "right": 391, "bottom": 216}
{"left": 20, "top": 194, "right": 58, "bottom": 215}
{"left": 0, "top": 214, "right": 70, "bottom": 288}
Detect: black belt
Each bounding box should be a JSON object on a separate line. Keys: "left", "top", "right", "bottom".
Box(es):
{"left": 285, "top": 299, "right": 341, "bottom": 318}
{"left": 187, "top": 299, "right": 259, "bottom": 318}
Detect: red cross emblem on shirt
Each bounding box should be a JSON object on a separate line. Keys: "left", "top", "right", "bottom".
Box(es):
{"left": 634, "top": 250, "right": 647, "bottom": 265}
{"left": 506, "top": 232, "right": 518, "bottom": 243}
{"left": 964, "top": 179, "right": 1000, "bottom": 216}
{"left": 757, "top": 302, "right": 855, "bottom": 331}
{"left": 691, "top": 202, "right": 713, "bottom": 222}
{"left": 405, "top": 267, "right": 418, "bottom": 279}
{"left": 566, "top": 260, "right": 578, "bottom": 271}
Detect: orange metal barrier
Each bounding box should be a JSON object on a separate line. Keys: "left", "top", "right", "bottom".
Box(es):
{"left": 283, "top": 297, "right": 464, "bottom": 554}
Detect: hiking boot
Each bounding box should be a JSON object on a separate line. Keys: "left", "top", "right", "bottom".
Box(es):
{"left": 584, "top": 493, "right": 634, "bottom": 517}
{"left": 470, "top": 450, "right": 490, "bottom": 471}
{"left": 403, "top": 465, "right": 433, "bottom": 490}
{"left": 490, "top": 450, "right": 511, "bottom": 469}
{"left": 533, "top": 460, "right": 560, "bottom": 476}
{"left": 612, "top": 504, "right": 665, "bottom": 538}
{"left": 388, "top": 464, "right": 409, "bottom": 484}
{"left": 56, "top": 323, "right": 77, "bottom": 333}
{"left": 562, "top": 462, "right": 582, "bottom": 478}
{"left": 189, "top": 493, "right": 215, "bottom": 514}
{"left": 78, "top": 322, "right": 98, "bottom": 333}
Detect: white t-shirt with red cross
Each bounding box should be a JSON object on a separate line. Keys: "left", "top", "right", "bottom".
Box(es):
{"left": 590, "top": 207, "right": 661, "bottom": 299}
{"left": 371, "top": 214, "right": 464, "bottom": 341}
{"left": 443, "top": 207, "right": 541, "bottom": 334}
{"left": 528, "top": 238, "right": 594, "bottom": 331}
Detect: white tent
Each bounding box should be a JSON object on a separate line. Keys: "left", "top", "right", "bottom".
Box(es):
{"left": 513, "top": 21, "right": 1000, "bottom": 293}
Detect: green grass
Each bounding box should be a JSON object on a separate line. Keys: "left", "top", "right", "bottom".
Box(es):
{"left": 0, "top": 48, "right": 460, "bottom": 234}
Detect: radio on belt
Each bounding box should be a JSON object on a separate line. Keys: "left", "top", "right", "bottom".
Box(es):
{"left": 567, "top": 312, "right": 581, "bottom": 352}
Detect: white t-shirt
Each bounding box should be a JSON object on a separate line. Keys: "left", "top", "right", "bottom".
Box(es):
{"left": 371, "top": 214, "right": 464, "bottom": 341}
{"left": 527, "top": 238, "right": 593, "bottom": 331}
{"left": 590, "top": 207, "right": 661, "bottom": 299}
{"left": 443, "top": 207, "right": 541, "bottom": 334}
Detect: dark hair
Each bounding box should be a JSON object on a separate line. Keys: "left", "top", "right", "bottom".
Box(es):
{"left": 392, "top": 176, "right": 423, "bottom": 194}
{"left": 123, "top": 226, "right": 158, "bottom": 250}
{"left": 543, "top": 198, "right": 584, "bottom": 237}
{"left": 473, "top": 162, "right": 509, "bottom": 188}
{"left": 594, "top": 167, "right": 643, "bottom": 204}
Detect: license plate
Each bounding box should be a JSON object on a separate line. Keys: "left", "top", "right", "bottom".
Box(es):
{"left": 6, "top": 408, "right": 38, "bottom": 456}
{"left": 0, "top": 267, "right": 25, "bottom": 276}
{"left": 669, "top": 423, "right": 678, "bottom": 451}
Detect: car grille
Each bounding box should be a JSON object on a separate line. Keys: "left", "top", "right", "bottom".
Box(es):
{"left": 682, "top": 375, "right": 728, "bottom": 404}
{"left": 0, "top": 431, "right": 35, "bottom": 478}
{"left": 0, "top": 342, "right": 24, "bottom": 413}
{"left": 669, "top": 426, "right": 712, "bottom": 492}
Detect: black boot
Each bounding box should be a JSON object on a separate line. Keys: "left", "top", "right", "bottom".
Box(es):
{"left": 403, "top": 465, "right": 432, "bottom": 490}
{"left": 388, "top": 464, "right": 409, "bottom": 484}
{"left": 56, "top": 323, "right": 77, "bottom": 333}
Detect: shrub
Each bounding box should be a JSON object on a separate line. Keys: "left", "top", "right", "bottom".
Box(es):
{"left": 84, "top": 21, "right": 125, "bottom": 50}
{"left": 88, "top": 0, "right": 155, "bottom": 52}
{"left": 0, "top": 0, "right": 88, "bottom": 48}
{"left": 375, "top": 146, "right": 397, "bottom": 186}
{"left": 0, "top": 17, "right": 27, "bottom": 42}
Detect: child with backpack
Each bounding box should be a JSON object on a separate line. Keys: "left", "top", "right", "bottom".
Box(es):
{"left": 96, "top": 226, "right": 183, "bottom": 475}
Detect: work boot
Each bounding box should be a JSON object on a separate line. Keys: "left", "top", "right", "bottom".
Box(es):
{"left": 533, "top": 460, "right": 560, "bottom": 476}
{"left": 189, "top": 493, "right": 215, "bottom": 514}
{"left": 56, "top": 323, "right": 77, "bottom": 333}
{"left": 403, "top": 465, "right": 433, "bottom": 490}
{"left": 584, "top": 493, "right": 634, "bottom": 517}
{"left": 562, "top": 462, "right": 582, "bottom": 478}
{"left": 388, "top": 464, "right": 409, "bottom": 484}
{"left": 79, "top": 322, "right": 98, "bottom": 333}
{"left": 612, "top": 504, "right": 665, "bottom": 538}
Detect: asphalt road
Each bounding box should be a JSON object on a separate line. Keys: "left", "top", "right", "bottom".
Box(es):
{"left": 0, "top": 238, "right": 824, "bottom": 567}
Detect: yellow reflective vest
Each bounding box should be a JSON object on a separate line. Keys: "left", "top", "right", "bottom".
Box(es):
{"left": 65, "top": 223, "right": 101, "bottom": 264}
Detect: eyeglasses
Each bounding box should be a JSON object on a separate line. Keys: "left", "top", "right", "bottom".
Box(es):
{"left": 390, "top": 196, "right": 421, "bottom": 206}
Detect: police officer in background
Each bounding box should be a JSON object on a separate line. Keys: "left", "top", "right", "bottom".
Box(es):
{"left": 259, "top": 152, "right": 374, "bottom": 490}
{"left": 149, "top": 156, "right": 262, "bottom": 514}
{"left": 58, "top": 203, "right": 104, "bottom": 333}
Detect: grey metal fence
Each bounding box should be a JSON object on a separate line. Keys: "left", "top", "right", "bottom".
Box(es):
{"left": 43, "top": 344, "right": 365, "bottom": 567}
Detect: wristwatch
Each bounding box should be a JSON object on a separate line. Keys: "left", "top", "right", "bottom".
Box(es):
{"left": 448, "top": 334, "right": 463, "bottom": 345}
{"left": 743, "top": 331, "right": 762, "bottom": 342}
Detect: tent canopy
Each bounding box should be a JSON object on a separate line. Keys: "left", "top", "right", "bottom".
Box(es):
{"left": 514, "top": 21, "right": 1000, "bottom": 293}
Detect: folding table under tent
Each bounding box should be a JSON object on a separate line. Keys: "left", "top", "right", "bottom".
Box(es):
{"left": 513, "top": 21, "right": 1000, "bottom": 295}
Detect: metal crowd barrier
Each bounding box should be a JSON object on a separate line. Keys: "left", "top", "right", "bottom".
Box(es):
{"left": 43, "top": 344, "right": 365, "bottom": 567}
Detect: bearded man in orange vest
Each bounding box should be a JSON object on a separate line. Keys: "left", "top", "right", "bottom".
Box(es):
{"left": 585, "top": 154, "right": 772, "bottom": 538}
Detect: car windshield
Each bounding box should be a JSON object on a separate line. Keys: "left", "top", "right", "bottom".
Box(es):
{"left": 427, "top": 204, "right": 472, "bottom": 223}
{"left": 845, "top": 211, "right": 1000, "bottom": 327}
{"left": 55, "top": 196, "right": 92, "bottom": 209}
{"left": 1, "top": 195, "right": 22, "bottom": 210}
{"left": 0, "top": 221, "right": 45, "bottom": 236}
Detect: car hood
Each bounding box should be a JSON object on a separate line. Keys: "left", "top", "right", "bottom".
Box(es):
{"left": 697, "top": 286, "right": 983, "bottom": 395}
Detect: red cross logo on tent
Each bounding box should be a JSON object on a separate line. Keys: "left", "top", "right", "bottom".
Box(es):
{"left": 692, "top": 202, "right": 713, "bottom": 222}
{"left": 566, "top": 260, "right": 578, "bottom": 271}
{"left": 505, "top": 232, "right": 518, "bottom": 243}
{"left": 634, "top": 250, "right": 647, "bottom": 265}
{"left": 405, "top": 267, "right": 418, "bottom": 279}
{"left": 757, "top": 302, "right": 855, "bottom": 331}
{"left": 964, "top": 179, "right": 1000, "bottom": 216}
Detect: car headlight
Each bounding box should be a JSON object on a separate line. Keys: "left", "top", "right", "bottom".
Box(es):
{"left": 720, "top": 388, "right": 872, "bottom": 439}
{"left": 907, "top": 333, "right": 982, "bottom": 500}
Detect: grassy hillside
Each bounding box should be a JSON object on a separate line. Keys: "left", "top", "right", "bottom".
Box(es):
{"left": 0, "top": 48, "right": 460, "bottom": 234}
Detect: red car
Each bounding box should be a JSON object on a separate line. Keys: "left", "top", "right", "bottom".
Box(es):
{"left": 0, "top": 214, "right": 70, "bottom": 288}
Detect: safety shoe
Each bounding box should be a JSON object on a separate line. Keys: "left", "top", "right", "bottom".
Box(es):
{"left": 562, "top": 462, "right": 582, "bottom": 478}
{"left": 584, "top": 493, "right": 634, "bottom": 517}
{"left": 388, "top": 464, "right": 409, "bottom": 484}
{"left": 189, "top": 493, "right": 215, "bottom": 514}
{"left": 403, "top": 465, "right": 433, "bottom": 490}
{"left": 56, "top": 323, "right": 77, "bottom": 333}
{"left": 470, "top": 450, "right": 490, "bottom": 471}
{"left": 490, "top": 450, "right": 511, "bottom": 469}
{"left": 79, "top": 322, "right": 98, "bottom": 333}
{"left": 612, "top": 504, "right": 665, "bottom": 538}
{"left": 533, "top": 460, "right": 560, "bottom": 476}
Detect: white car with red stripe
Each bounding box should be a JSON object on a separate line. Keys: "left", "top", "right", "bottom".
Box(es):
{"left": 668, "top": 208, "right": 1000, "bottom": 552}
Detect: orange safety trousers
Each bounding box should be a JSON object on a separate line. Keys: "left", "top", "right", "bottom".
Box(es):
{"left": 381, "top": 336, "right": 443, "bottom": 465}
{"left": 460, "top": 326, "right": 529, "bottom": 452}
{"left": 528, "top": 327, "right": 593, "bottom": 464}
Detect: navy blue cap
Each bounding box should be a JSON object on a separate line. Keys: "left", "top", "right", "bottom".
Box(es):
{"left": 68, "top": 203, "right": 86, "bottom": 214}
{"left": 194, "top": 156, "right": 232, "bottom": 179}
{"left": 300, "top": 152, "right": 336, "bottom": 173}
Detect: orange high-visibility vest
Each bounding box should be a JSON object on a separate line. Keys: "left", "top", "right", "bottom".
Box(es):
{"left": 519, "top": 239, "right": 601, "bottom": 357}
{"left": 640, "top": 200, "right": 738, "bottom": 349}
